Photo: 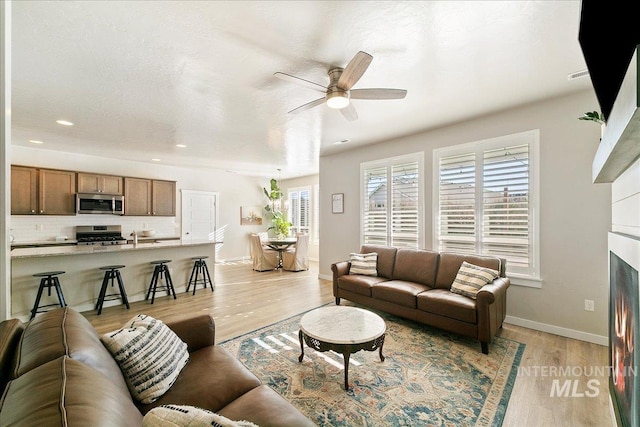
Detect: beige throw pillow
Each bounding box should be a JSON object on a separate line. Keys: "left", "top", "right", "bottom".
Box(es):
{"left": 100, "top": 315, "right": 189, "bottom": 404}
{"left": 349, "top": 252, "right": 378, "bottom": 276}
{"left": 450, "top": 261, "right": 499, "bottom": 299}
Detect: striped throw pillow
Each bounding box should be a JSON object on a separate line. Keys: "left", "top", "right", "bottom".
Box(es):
{"left": 143, "top": 405, "right": 259, "bottom": 427}
{"left": 450, "top": 261, "right": 499, "bottom": 299}
{"left": 349, "top": 252, "right": 378, "bottom": 276}
{"left": 101, "top": 315, "right": 189, "bottom": 404}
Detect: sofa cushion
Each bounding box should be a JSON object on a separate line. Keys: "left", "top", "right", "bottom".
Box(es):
{"left": 101, "top": 314, "right": 189, "bottom": 404}
{"left": 0, "top": 318, "right": 23, "bottom": 392}
{"left": 0, "top": 356, "right": 142, "bottom": 427}
{"left": 392, "top": 249, "right": 439, "bottom": 286}
{"left": 360, "top": 245, "right": 397, "bottom": 279}
{"left": 450, "top": 261, "right": 499, "bottom": 299}
{"left": 349, "top": 252, "right": 378, "bottom": 276}
{"left": 137, "top": 345, "right": 262, "bottom": 415}
{"left": 435, "top": 252, "right": 502, "bottom": 289}
{"left": 218, "top": 385, "right": 317, "bottom": 427}
{"left": 338, "top": 274, "right": 389, "bottom": 297}
{"left": 371, "top": 280, "right": 432, "bottom": 308}
{"left": 417, "top": 289, "right": 477, "bottom": 324}
{"left": 13, "top": 307, "right": 130, "bottom": 396}
{"left": 143, "top": 404, "right": 258, "bottom": 427}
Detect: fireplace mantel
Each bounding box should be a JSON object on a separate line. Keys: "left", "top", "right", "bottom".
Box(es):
{"left": 593, "top": 47, "right": 640, "bottom": 184}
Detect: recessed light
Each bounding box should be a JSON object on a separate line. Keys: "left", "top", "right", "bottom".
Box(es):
{"left": 29, "top": 139, "right": 44, "bottom": 144}
{"left": 333, "top": 139, "right": 350, "bottom": 145}
{"left": 176, "top": 144, "right": 187, "bottom": 148}
{"left": 151, "top": 158, "right": 161, "bottom": 162}
{"left": 56, "top": 120, "right": 74, "bottom": 126}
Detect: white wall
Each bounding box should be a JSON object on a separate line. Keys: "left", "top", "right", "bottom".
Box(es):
{"left": 319, "top": 89, "right": 611, "bottom": 341}
{"left": 10, "top": 146, "right": 270, "bottom": 261}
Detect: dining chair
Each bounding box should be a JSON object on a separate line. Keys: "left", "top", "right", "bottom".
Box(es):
{"left": 250, "top": 234, "right": 279, "bottom": 271}
{"left": 282, "top": 233, "right": 309, "bottom": 272}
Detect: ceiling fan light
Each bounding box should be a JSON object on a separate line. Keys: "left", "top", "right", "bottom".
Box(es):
{"left": 326, "top": 92, "right": 350, "bottom": 109}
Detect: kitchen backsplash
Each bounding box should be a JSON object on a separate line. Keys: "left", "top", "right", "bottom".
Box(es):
{"left": 10, "top": 215, "right": 179, "bottom": 243}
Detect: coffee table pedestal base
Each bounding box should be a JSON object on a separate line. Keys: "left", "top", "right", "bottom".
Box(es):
{"left": 298, "top": 330, "right": 385, "bottom": 390}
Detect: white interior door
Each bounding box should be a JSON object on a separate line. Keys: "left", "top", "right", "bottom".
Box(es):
{"left": 181, "top": 190, "right": 218, "bottom": 244}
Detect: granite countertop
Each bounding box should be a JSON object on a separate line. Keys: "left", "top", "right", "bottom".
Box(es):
{"left": 11, "top": 240, "right": 220, "bottom": 259}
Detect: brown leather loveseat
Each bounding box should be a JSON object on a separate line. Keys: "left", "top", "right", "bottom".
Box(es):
{"left": 0, "top": 307, "right": 315, "bottom": 427}
{"left": 332, "top": 245, "right": 510, "bottom": 354}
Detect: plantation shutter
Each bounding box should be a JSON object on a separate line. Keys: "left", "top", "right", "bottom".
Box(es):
{"left": 391, "top": 161, "right": 419, "bottom": 248}
{"left": 437, "top": 152, "right": 477, "bottom": 253}
{"left": 435, "top": 131, "right": 537, "bottom": 279}
{"left": 300, "top": 189, "right": 310, "bottom": 233}
{"left": 482, "top": 144, "right": 530, "bottom": 272}
{"left": 289, "top": 191, "right": 299, "bottom": 233}
{"left": 363, "top": 166, "right": 388, "bottom": 245}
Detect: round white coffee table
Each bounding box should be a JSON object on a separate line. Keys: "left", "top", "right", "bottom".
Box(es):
{"left": 298, "top": 305, "right": 386, "bottom": 390}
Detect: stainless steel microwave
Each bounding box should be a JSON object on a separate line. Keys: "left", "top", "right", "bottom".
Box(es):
{"left": 76, "top": 194, "right": 125, "bottom": 215}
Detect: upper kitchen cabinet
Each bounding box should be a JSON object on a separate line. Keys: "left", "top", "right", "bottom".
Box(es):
{"left": 124, "top": 178, "right": 175, "bottom": 216}
{"left": 11, "top": 166, "right": 38, "bottom": 214}
{"left": 77, "top": 173, "right": 123, "bottom": 195}
{"left": 11, "top": 166, "right": 76, "bottom": 215}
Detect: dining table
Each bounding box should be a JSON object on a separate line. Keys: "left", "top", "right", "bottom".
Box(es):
{"left": 266, "top": 237, "right": 297, "bottom": 268}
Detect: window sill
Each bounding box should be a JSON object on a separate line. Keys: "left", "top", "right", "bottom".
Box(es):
{"left": 507, "top": 274, "right": 542, "bottom": 288}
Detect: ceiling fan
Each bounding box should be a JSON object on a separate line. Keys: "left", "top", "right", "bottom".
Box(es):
{"left": 274, "top": 51, "right": 407, "bottom": 121}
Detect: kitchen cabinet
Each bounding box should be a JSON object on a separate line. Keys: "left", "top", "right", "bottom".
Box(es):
{"left": 11, "top": 166, "right": 38, "bottom": 214}
{"left": 124, "top": 178, "right": 175, "bottom": 216}
{"left": 11, "top": 166, "right": 76, "bottom": 215}
{"left": 77, "top": 173, "right": 123, "bottom": 195}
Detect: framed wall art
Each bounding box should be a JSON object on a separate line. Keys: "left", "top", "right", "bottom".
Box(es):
{"left": 332, "top": 193, "right": 344, "bottom": 214}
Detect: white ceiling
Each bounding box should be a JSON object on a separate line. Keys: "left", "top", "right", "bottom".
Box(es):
{"left": 11, "top": 1, "right": 592, "bottom": 179}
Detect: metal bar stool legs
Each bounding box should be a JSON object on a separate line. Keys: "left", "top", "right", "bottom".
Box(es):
{"left": 186, "top": 256, "right": 214, "bottom": 295}
{"left": 146, "top": 260, "right": 176, "bottom": 304}
{"left": 95, "top": 265, "right": 130, "bottom": 315}
{"left": 31, "top": 271, "right": 66, "bottom": 320}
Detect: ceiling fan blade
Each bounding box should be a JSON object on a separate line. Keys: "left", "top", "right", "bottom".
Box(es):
{"left": 350, "top": 88, "right": 407, "bottom": 100}
{"left": 340, "top": 103, "right": 358, "bottom": 121}
{"left": 337, "top": 51, "right": 373, "bottom": 90}
{"left": 274, "top": 72, "right": 326, "bottom": 93}
{"left": 288, "top": 97, "right": 326, "bottom": 114}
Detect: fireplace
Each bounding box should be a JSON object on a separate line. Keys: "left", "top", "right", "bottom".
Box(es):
{"left": 609, "top": 233, "right": 640, "bottom": 427}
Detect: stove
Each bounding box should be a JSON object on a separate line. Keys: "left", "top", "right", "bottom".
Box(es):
{"left": 76, "top": 225, "right": 127, "bottom": 245}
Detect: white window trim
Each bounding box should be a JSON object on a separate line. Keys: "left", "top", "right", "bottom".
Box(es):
{"left": 360, "top": 152, "right": 425, "bottom": 248}
{"left": 432, "top": 130, "right": 541, "bottom": 287}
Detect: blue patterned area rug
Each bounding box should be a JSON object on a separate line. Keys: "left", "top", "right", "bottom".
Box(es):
{"left": 220, "top": 304, "right": 524, "bottom": 427}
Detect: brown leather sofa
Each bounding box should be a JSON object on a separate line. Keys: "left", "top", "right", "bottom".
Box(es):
{"left": 0, "top": 307, "right": 315, "bottom": 427}
{"left": 332, "top": 245, "right": 509, "bottom": 354}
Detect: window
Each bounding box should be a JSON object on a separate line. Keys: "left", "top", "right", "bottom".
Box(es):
{"left": 361, "top": 153, "right": 424, "bottom": 248}
{"left": 288, "top": 187, "right": 310, "bottom": 235}
{"left": 433, "top": 130, "right": 540, "bottom": 281}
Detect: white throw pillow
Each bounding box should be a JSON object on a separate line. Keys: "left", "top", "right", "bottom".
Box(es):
{"left": 142, "top": 405, "right": 259, "bottom": 427}
{"left": 100, "top": 314, "right": 189, "bottom": 404}
{"left": 349, "top": 252, "right": 378, "bottom": 276}
{"left": 450, "top": 261, "right": 499, "bottom": 299}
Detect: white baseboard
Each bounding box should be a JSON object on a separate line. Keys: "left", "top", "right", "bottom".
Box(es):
{"left": 318, "top": 273, "right": 331, "bottom": 281}
{"left": 504, "top": 315, "right": 608, "bottom": 346}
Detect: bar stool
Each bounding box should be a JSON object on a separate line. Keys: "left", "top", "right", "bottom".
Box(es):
{"left": 186, "top": 256, "right": 214, "bottom": 295}
{"left": 146, "top": 260, "right": 176, "bottom": 304}
{"left": 95, "top": 265, "right": 130, "bottom": 315}
{"left": 31, "top": 271, "right": 67, "bottom": 320}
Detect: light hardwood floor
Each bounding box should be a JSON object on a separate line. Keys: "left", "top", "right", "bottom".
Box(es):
{"left": 83, "top": 261, "right": 612, "bottom": 427}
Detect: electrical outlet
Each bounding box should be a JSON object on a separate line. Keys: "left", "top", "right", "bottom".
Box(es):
{"left": 36, "top": 224, "right": 43, "bottom": 231}
{"left": 584, "top": 299, "right": 595, "bottom": 312}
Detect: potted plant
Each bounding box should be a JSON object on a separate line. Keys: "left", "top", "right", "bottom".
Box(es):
{"left": 263, "top": 178, "right": 291, "bottom": 239}
{"left": 578, "top": 111, "right": 606, "bottom": 139}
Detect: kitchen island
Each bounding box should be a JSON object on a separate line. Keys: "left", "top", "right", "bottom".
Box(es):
{"left": 11, "top": 240, "right": 220, "bottom": 321}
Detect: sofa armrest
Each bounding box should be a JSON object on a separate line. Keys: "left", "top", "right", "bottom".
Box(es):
{"left": 166, "top": 315, "right": 216, "bottom": 352}
{"left": 331, "top": 261, "right": 351, "bottom": 295}
{"left": 476, "top": 277, "right": 510, "bottom": 344}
